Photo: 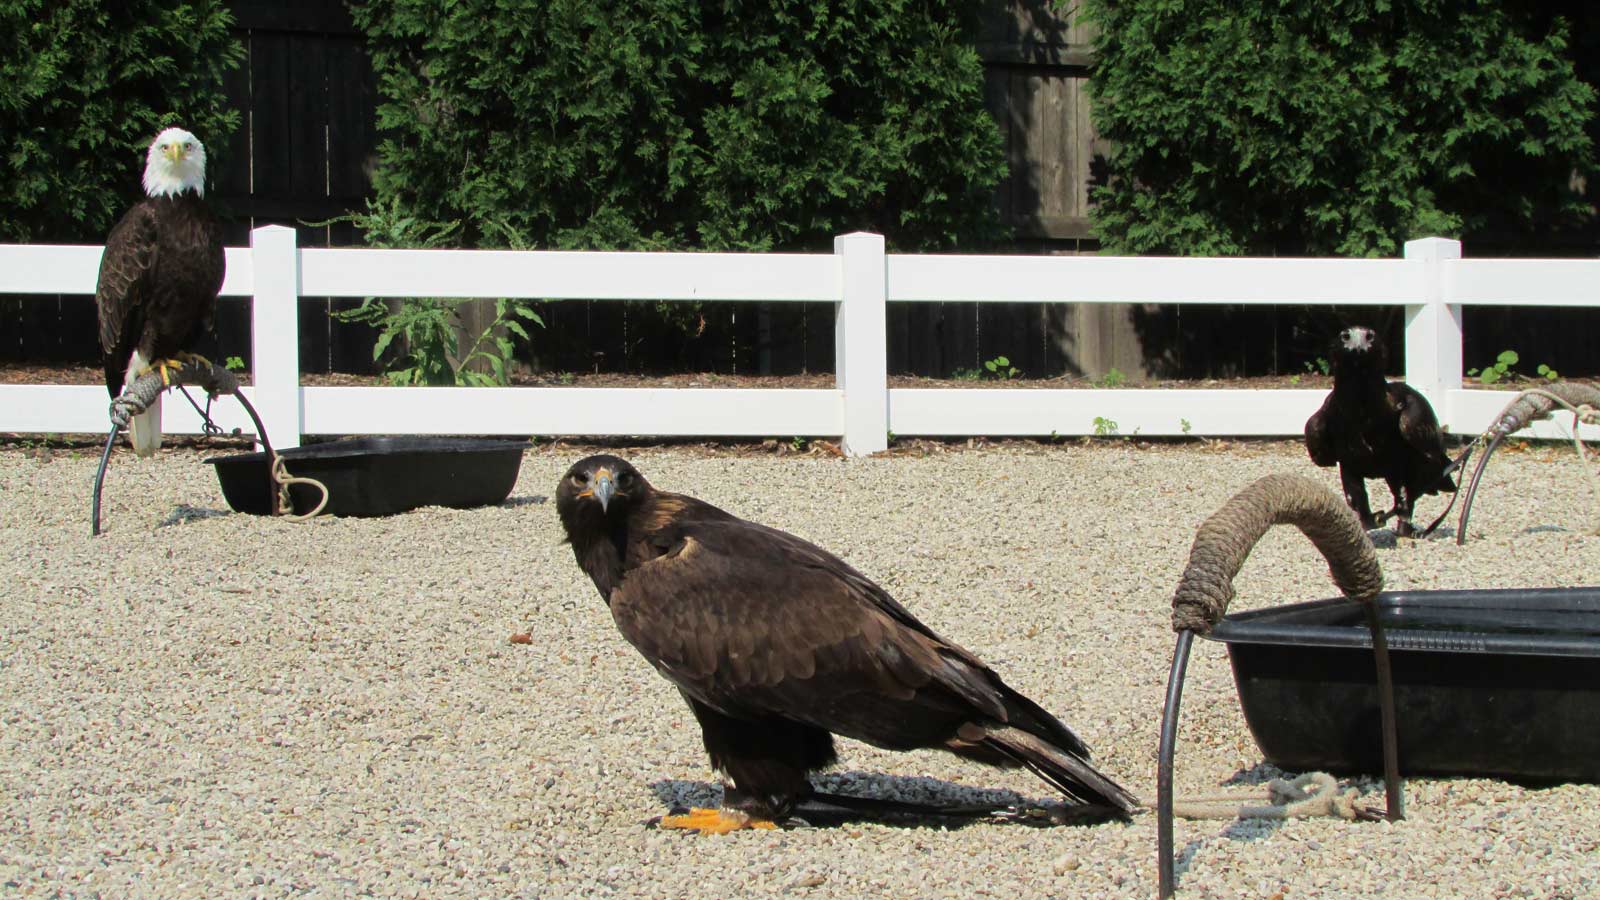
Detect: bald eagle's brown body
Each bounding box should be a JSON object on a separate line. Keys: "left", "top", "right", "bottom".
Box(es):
{"left": 96, "top": 191, "right": 223, "bottom": 400}
{"left": 556, "top": 455, "right": 1137, "bottom": 825}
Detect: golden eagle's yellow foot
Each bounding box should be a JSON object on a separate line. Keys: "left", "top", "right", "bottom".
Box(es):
{"left": 655, "top": 807, "right": 777, "bottom": 834}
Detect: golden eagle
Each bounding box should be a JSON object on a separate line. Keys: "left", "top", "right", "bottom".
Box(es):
{"left": 556, "top": 454, "right": 1137, "bottom": 833}
{"left": 1305, "top": 325, "right": 1456, "bottom": 536}
{"left": 95, "top": 127, "right": 225, "bottom": 456}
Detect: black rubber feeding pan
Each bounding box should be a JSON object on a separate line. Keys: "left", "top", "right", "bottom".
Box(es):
{"left": 206, "top": 437, "right": 529, "bottom": 517}
{"left": 1210, "top": 587, "right": 1600, "bottom": 783}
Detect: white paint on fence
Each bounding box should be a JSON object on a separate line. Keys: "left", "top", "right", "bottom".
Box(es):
{"left": 3, "top": 227, "right": 1598, "bottom": 454}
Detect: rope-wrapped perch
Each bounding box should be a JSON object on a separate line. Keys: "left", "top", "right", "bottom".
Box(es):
{"left": 1171, "top": 473, "right": 1382, "bottom": 634}
{"left": 1158, "top": 474, "right": 1396, "bottom": 899}
{"left": 91, "top": 359, "right": 324, "bottom": 534}
{"left": 1457, "top": 382, "right": 1600, "bottom": 545}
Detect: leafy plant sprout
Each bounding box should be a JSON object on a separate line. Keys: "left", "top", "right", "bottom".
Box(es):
{"left": 983, "top": 355, "right": 1020, "bottom": 379}
{"left": 1465, "top": 350, "right": 1559, "bottom": 386}
{"left": 314, "top": 198, "right": 544, "bottom": 387}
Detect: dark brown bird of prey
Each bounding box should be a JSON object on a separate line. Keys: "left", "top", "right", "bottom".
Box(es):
{"left": 1305, "top": 325, "right": 1456, "bottom": 537}
{"left": 555, "top": 454, "right": 1138, "bottom": 834}
{"left": 96, "top": 127, "right": 225, "bottom": 456}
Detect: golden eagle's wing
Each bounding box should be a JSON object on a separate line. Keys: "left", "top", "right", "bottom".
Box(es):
{"left": 610, "top": 519, "right": 1026, "bottom": 749}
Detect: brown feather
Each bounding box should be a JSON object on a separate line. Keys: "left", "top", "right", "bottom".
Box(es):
{"left": 555, "top": 454, "right": 1137, "bottom": 819}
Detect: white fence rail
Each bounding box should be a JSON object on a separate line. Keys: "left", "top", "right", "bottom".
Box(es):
{"left": 2, "top": 227, "right": 1597, "bottom": 455}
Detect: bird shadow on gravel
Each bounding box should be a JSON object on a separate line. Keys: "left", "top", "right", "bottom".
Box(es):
{"left": 650, "top": 773, "right": 1113, "bottom": 830}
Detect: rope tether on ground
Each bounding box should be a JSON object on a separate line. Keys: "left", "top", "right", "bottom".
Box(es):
{"left": 1168, "top": 771, "right": 1378, "bottom": 822}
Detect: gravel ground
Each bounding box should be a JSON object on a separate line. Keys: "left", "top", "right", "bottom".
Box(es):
{"left": 3, "top": 439, "right": 1598, "bottom": 899}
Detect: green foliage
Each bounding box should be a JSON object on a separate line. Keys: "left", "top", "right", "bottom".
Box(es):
{"left": 0, "top": 0, "right": 243, "bottom": 242}
{"left": 1084, "top": 1, "right": 1597, "bottom": 256}
{"left": 1307, "top": 357, "right": 1332, "bottom": 376}
{"left": 1092, "top": 415, "right": 1119, "bottom": 436}
{"left": 1180, "top": 418, "right": 1193, "bottom": 436}
{"left": 223, "top": 355, "right": 245, "bottom": 372}
{"left": 983, "top": 355, "right": 1020, "bottom": 379}
{"left": 1468, "top": 349, "right": 1521, "bottom": 384}
{"left": 1466, "top": 349, "right": 1561, "bottom": 385}
{"left": 1096, "top": 366, "right": 1127, "bottom": 388}
{"left": 324, "top": 197, "right": 545, "bottom": 386}
{"left": 350, "top": 0, "right": 1004, "bottom": 254}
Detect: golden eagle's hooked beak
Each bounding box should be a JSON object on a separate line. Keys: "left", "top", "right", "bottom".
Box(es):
{"left": 589, "top": 467, "right": 617, "bottom": 512}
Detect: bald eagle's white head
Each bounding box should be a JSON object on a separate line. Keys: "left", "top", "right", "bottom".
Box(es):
{"left": 143, "top": 127, "right": 208, "bottom": 199}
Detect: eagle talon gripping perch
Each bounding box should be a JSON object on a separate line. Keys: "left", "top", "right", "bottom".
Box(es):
{"left": 91, "top": 359, "right": 324, "bottom": 535}
{"left": 1157, "top": 473, "right": 1400, "bottom": 899}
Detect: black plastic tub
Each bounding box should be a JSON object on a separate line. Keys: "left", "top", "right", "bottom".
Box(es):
{"left": 206, "top": 437, "right": 528, "bottom": 518}
{"left": 1209, "top": 587, "right": 1600, "bottom": 783}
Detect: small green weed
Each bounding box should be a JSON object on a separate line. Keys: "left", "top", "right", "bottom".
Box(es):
{"left": 1097, "top": 367, "right": 1127, "bottom": 388}
{"left": 1466, "top": 350, "right": 1560, "bottom": 385}
{"left": 1092, "top": 416, "right": 1120, "bottom": 436}
{"left": 983, "top": 355, "right": 1020, "bottom": 379}
{"left": 224, "top": 355, "right": 246, "bottom": 372}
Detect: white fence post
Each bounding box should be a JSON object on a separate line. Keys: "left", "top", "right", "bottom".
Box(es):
{"left": 1402, "top": 237, "right": 1463, "bottom": 431}
{"left": 835, "top": 232, "right": 888, "bottom": 456}
{"left": 249, "top": 225, "right": 303, "bottom": 448}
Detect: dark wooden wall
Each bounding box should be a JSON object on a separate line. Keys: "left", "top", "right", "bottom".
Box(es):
{"left": 211, "top": 0, "right": 379, "bottom": 375}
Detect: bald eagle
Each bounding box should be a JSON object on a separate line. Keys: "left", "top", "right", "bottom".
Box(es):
{"left": 556, "top": 454, "right": 1138, "bottom": 833}
{"left": 1305, "top": 325, "right": 1456, "bottom": 537}
{"left": 95, "top": 127, "right": 225, "bottom": 456}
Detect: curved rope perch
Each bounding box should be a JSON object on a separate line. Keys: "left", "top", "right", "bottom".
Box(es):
{"left": 1171, "top": 473, "right": 1382, "bottom": 634}
{"left": 1158, "top": 474, "right": 1396, "bottom": 899}
{"left": 91, "top": 359, "right": 324, "bottom": 534}
{"left": 1457, "top": 382, "right": 1600, "bottom": 545}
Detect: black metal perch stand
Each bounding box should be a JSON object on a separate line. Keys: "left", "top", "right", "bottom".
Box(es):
{"left": 1157, "top": 473, "right": 1402, "bottom": 899}
{"left": 92, "top": 360, "right": 282, "bottom": 536}
{"left": 1456, "top": 383, "right": 1600, "bottom": 546}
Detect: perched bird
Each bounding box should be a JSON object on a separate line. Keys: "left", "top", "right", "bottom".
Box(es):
{"left": 555, "top": 454, "right": 1138, "bottom": 833}
{"left": 1305, "top": 325, "right": 1456, "bottom": 537}
{"left": 95, "top": 127, "right": 225, "bottom": 455}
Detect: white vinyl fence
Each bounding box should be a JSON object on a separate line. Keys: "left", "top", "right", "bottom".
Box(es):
{"left": 2, "top": 227, "right": 1597, "bottom": 456}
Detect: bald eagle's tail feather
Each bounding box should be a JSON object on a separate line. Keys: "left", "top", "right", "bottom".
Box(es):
{"left": 128, "top": 394, "right": 161, "bottom": 457}
{"left": 124, "top": 352, "right": 161, "bottom": 457}
{"left": 981, "top": 724, "right": 1140, "bottom": 815}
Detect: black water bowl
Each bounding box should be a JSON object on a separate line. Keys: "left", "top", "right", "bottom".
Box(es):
{"left": 205, "top": 437, "right": 529, "bottom": 518}
{"left": 1209, "top": 587, "right": 1600, "bottom": 783}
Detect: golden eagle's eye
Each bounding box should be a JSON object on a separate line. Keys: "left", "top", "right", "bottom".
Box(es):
{"left": 572, "top": 472, "right": 590, "bottom": 486}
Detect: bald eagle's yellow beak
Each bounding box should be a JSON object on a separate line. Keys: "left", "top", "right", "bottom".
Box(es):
{"left": 162, "top": 143, "right": 185, "bottom": 162}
